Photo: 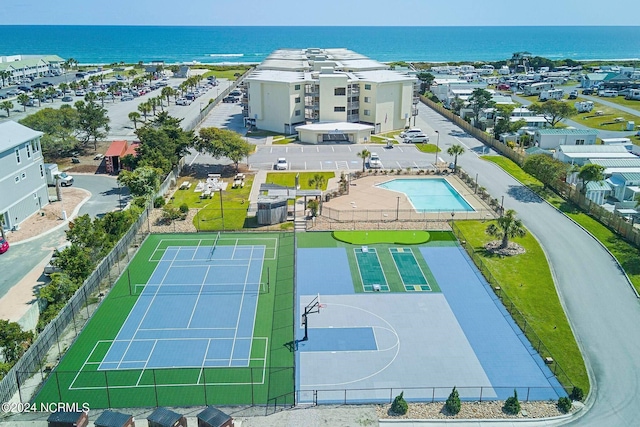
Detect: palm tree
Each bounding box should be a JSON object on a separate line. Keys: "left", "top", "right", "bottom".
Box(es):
{"left": 0, "top": 70, "right": 11, "bottom": 87}
{"left": 128, "top": 69, "right": 137, "bottom": 80}
{"left": 149, "top": 97, "right": 157, "bottom": 115}
{"left": 84, "top": 91, "right": 98, "bottom": 104}
{"left": 32, "top": 88, "right": 44, "bottom": 107}
{"left": 308, "top": 173, "right": 327, "bottom": 190}
{"left": 447, "top": 144, "right": 465, "bottom": 171}
{"left": 17, "top": 93, "right": 30, "bottom": 111}
{"left": 0, "top": 100, "right": 13, "bottom": 117}
{"left": 138, "top": 102, "right": 151, "bottom": 121}
{"left": 486, "top": 209, "right": 526, "bottom": 250}
{"left": 161, "top": 86, "right": 174, "bottom": 105}
{"left": 97, "top": 91, "right": 108, "bottom": 107}
{"left": 356, "top": 149, "right": 371, "bottom": 173}
{"left": 45, "top": 86, "right": 56, "bottom": 102}
{"left": 128, "top": 111, "right": 141, "bottom": 129}
{"left": 156, "top": 96, "right": 164, "bottom": 112}
{"left": 59, "top": 82, "right": 69, "bottom": 94}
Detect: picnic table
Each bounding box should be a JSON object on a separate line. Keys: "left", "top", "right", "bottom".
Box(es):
{"left": 200, "top": 189, "right": 212, "bottom": 199}
{"left": 180, "top": 181, "right": 191, "bottom": 190}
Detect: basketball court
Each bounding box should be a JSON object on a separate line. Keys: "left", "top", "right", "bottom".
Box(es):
{"left": 295, "top": 232, "right": 565, "bottom": 404}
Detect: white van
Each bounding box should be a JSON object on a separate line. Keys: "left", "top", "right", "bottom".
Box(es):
{"left": 599, "top": 90, "right": 618, "bottom": 97}
{"left": 400, "top": 128, "right": 422, "bottom": 139}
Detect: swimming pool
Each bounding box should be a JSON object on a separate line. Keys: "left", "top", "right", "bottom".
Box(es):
{"left": 376, "top": 178, "right": 474, "bottom": 212}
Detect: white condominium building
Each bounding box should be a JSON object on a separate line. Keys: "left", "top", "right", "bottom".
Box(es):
{"left": 244, "top": 48, "right": 418, "bottom": 142}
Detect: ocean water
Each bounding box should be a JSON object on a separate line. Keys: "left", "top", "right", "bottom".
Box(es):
{"left": 0, "top": 26, "right": 639, "bottom": 64}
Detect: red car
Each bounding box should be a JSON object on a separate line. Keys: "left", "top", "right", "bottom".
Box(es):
{"left": 0, "top": 238, "right": 8, "bottom": 254}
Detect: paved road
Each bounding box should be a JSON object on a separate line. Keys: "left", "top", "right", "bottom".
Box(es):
{"left": 415, "top": 103, "right": 640, "bottom": 426}
{"left": 0, "top": 175, "right": 127, "bottom": 301}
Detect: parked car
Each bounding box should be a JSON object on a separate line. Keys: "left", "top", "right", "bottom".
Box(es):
{"left": 17, "top": 85, "right": 32, "bottom": 92}
{"left": 275, "top": 158, "right": 288, "bottom": 170}
{"left": 0, "top": 238, "right": 9, "bottom": 254}
{"left": 582, "top": 88, "right": 594, "bottom": 95}
{"left": 229, "top": 90, "right": 242, "bottom": 97}
{"left": 368, "top": 152, "right": 382, "bottom": 169}
{"left": 399, "top": 128, "right": 422, "bottom": 139}
{"left": 61, "top": 96, "right": 73, "bottom": 102}
{"left": 7, "top": 89, "right": 20, "bottom": 96}
{"left": 223, "top": 96, "right": 238, "bottom": 103}
{"left": 568, "top": 90, "right": 578, "bottom": 99}
{"left": 599, "top": 90, "right": 618, "bottom": 97}
{"left": 75, "top": 89, "right": 86, "bottom": 96}
{"left": 121, "top": 95, "right": 134, "bottom": 102}
{"left": 403, "top": 133, "right": 429, "bottom": 143}
{"left": 44, "top": 242, "right": 72, "bottom": 275}
{"left": 497, "top": 83, "right": 511, "bottom": 91}
{"left": 176, "top": 97, "right": 191, "bottom": 105}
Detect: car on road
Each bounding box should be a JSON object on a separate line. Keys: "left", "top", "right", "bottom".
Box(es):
{"left": 399, "top": 128, "right": 423, "bottom": 139}
{"left": 17, "top": 85, "right": 32, "bottom": 92}
{"left": 403, "top": 133, "right": 429, "bottom": 143}
{"left": 368, "top": 152, "right": 382, "bottom": 169}
{"left": 275, "top": 157, "right": 288, "bottom": 170}
{"left": 7, "top": 89, "right": 20, "bottom": 96}
{"left": 568, "top": 90, "right": 578, "bottom": 99}
{"left": 0, "top": 238, "right": 9, "bottom": 254}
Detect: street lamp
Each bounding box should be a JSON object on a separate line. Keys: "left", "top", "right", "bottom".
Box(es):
{"left": 434, "top": 130, "right": 440, "bottom": 170}
{"left": 219, "top": 188, "right": 224, "bottom": 230}
{"left": 396, "top": 196, "right": 400, "bottom": 221}
{"left": 451, "top": 211, "right": 455, "bottom": 234}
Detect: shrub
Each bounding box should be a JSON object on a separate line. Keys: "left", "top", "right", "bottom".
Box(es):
{"left": 161, "top": 206, "right": 181, "bottom": 223}
{"left": 569, "top": 387, "right": 584, "bottom": 402}
{"left": 179, "top": 203, "right": 189, "bottom": 214}
{"left": 154, "top": 196, "right": 165, "bottom": 208}
{"left": 557, "top": 396, "right": 572, "bottom": 413}
{"left": 503, "top": 389, "right": 520, "bottom": 415}
{"left": 444, "top": 387, "right": 461, "bottom": 415}
{"left": 390, "top": 391, "right": 408, "bottom": 415}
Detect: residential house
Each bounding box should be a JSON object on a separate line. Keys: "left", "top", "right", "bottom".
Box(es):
{"left": 586, "top": 158, "right": 640, "bottom": 177}
{"left": 554, "top": 144, "right": 636, "bottom": 166}
{"left": 580, "top": 72, "right": 616, "bottom": 89}
{"left": 173, "top": 65, "right": 190, "bottom": 78}
{"left": 0, "top": 121, "right": 49, "bottom": 231}
{"left": 534, "top": 129, "right": 598, "bottom": 150}
{"left": 584, "top": 181, "right": 612, "bottom": 205}
{"left": 607, "top": 172, "right": 640, "bottom": 202}
{"left": 0, "top": 55, "right": 65, "bottom": 84}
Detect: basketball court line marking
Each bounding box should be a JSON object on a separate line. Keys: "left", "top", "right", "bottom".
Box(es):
{"left": 300, "top": 302, "right": 400, "bottom": 388}
{"left": 70, "top": 338, "right": 269, "bottom": 391}
{"left": 388, "top": 247, "right": 431, "bottom": 291}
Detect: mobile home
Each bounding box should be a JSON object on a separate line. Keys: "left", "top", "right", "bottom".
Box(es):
{"left": 626, "top": 89, "right": 640, "bottom": 100}
{"left": 523, "top": 82, "right": 553, "bottom": 96}
{"left": 539, "top": 88, "right": 564, "bottom": 101}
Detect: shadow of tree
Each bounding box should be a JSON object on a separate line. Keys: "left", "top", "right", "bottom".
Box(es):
{"left": 506, "top": 185, "right": 543, "bottom": 204}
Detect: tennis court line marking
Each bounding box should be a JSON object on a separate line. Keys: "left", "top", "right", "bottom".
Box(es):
{"left": 136, "top": 340, "right": 158, "bottom": 386}
{"left": 117, "top": 247, "right": 179, "bottom": 370}
{"left": 187, "top": 265, "right": 211, "bottom": 328}
{"left": 192, "top": 239, "right": 202, "bottom": 260}
{"left": 196, "top": 338, "right": 212, "bottom": 384}
{"left": 149, "top": 237, "right": 278, "bottom": 262}
{"left": 71, "top": 337, "right": 269, "bottom": 391}
{"left": 69, "top": 340, "right": 106, "bottom": 389}
{"left": 229, "top": 245, "right": 264, "bottom": 367}
{"left": 138, "top": 327, "right": 236, "bottom": 331}
{"left": 388, "top": 247, "right": 431, "bottom": 291}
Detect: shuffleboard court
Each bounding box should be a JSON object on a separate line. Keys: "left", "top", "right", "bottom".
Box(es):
{"left": 389, "top": 247, "right": 430, "bottom": 291}
{"left": 354, "top": 247, "right": 390, "bottom": 292}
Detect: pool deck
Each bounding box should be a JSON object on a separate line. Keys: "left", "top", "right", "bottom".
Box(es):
{"left": 323, "top": 174, "right": 494, "bottom": 221}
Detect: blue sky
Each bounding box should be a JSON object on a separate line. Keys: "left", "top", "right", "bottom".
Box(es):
{"left": 2, "top": 0, "right": 638, "bottom": 26}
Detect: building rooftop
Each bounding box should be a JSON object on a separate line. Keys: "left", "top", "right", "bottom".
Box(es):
{"left": 589, "top": 158, "right": 640, "bottom": 168}
{"left": 611, "top": 172, "right": 640, "bottom": 181}
{"left": 586, "top": 181, "right": 611, "bottom": 191}
{"left": 0, "top": 121, "right": 43, "bottom": 153}
{"left": 246, "top": 70, "right": 310, "bottom": 84}
{"left": 537, "top": 129, "right": 599, "bottom": 136}
{"left": 558, "top": 144, "right": 628, "bottom": 153}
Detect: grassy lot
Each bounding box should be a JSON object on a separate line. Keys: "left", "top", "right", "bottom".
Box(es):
{"left": 246, "top": 130, "right": 297, "bottom": 144}
{"left": 371, "top": 130, "right": 402, "bottom": 144}
{"left": 455, "top": 221, "right": 588, "bottom": 393}
{"left": 333, "top": 230, "right": 431, "bottom": 245}
{"left": 415, "top": 143, "right": 441, "bottom": 153}
{"left": 265, "top": 172, "right": 334, "bottom": 190}
{"left": 168, "top": 176, "right": 253, "bottom": 230}
{"left": 199, "top": 66, "right": 252, "bottom": 80}
{"left": 572, "top": 96, "right": 640, "bottom": 131}
{"left": 481, "top": 155, "right": 640, "bottom": 293}
{"left": 587, "top": 95, "right": 640, "bottom": 111}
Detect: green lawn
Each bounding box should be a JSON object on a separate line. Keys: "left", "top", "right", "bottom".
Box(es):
{"left": 572, "top": 96, "right": 640, "bottom": 131}
{"left": 415, "top": 143, "right": 441, "bottom": 153}
{"left": 481, "top": 155, "right": 640, "bottom": 293}
{"left": 370, "top": 130, "right": 402, "bottom": 144}
{"left": 265, "top": 172, "right": 334, "bottom": 190}
{"left": 455, "top": 221, "right": 588, "bottom": 393}
{"left": 200, "top": 67, "right": 252, "bottom": 81}
{"left": 34, "top": 233, "right": 294, "bottom": 408}
{"left": 587, "top": 95, "right": 640, "bottom": 111}
{"left": 333, "top": 230, "right": 430, "bottom": 245}
{"left": 168, "top": 176, "right": 253, "bottom": 231}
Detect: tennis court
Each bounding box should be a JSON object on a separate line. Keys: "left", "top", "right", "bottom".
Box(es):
{"left": 35, "top": 233, "right": 295, "bottom": 409}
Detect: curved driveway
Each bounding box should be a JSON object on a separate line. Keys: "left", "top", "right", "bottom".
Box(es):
{"left": 416, "top": 104, "right": 640, "bottom": 426}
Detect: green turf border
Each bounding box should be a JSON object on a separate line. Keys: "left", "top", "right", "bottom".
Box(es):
{"left": 333, "top": 230, "right": 430, "bottom": 245}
